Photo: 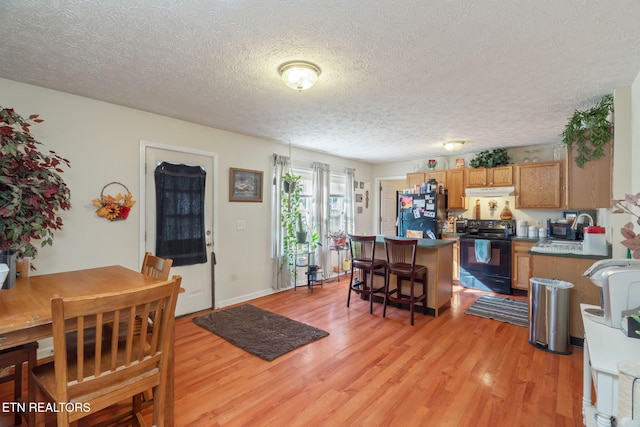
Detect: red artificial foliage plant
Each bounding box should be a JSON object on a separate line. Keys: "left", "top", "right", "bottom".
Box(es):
{"left": 0, "top": 107, "right": 71, "bottom": 260}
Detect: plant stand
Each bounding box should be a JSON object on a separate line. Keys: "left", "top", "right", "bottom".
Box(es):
{"left": 294, "top": 242, "right": 323, "bottom": 292}
{"left": 327, "top": 243, "right": 348, "bottom": 282}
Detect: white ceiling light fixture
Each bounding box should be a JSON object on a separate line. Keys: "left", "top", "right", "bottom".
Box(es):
{"left": 443, "top": 140, "right": 465, "bottom": 152}
{"left": 279, "top": 61, "right": 321, "bottom": 91}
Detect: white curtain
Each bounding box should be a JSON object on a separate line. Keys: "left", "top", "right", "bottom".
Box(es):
{"left": 271, "top": 154, "right": 291, "bottom": 290}
{"left": 344, "top": 167, "right": 356, "bottom": 235}
{"left": 312, "top": 162, "right": 331, "bottom": 272}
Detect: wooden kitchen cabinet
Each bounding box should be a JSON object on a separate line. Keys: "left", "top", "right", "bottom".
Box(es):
{"left": 565, "top": 139, "right": 613, "bottom": 209}
{"left": 531, "top": 254, "right": 601, "bottom": 340}
{"left": 407, "top": 172, "right": 425, "bottom": 188}
{"left": 464, "top": 165, "right": 513, "bottom": 188}
{"left": 442, "top": 235, "right": 460, "bottom": 281}
{"left": 445, "top": 169, "right": 465, "bottom": 210}
{"left": 426, "top": 170, "right": 447, "bottom": 185}
{"left": 515, "top": 161, "right": 562, "bottom": 209}
{"left": 407, "top": 171, "right": 447, "bottom": 190}
{"left": 512, "top": 240, "right": 535, "bottom": 291}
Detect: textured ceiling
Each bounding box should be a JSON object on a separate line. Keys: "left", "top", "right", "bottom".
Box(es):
{"left": 1, "top": 1, "right": 639, "bottom": 164}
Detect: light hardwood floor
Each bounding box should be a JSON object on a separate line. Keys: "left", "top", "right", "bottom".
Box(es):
{"left": 1, "top": 280, "right": 585, "bottom": 426}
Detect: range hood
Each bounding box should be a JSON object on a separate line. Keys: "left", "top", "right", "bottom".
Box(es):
{"left": 465, "top": 186, "right": 515, "bottom": 197}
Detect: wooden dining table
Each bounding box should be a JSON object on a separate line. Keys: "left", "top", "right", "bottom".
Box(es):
{"left": 0, "top": 265, "right": 175, "bottom": 424}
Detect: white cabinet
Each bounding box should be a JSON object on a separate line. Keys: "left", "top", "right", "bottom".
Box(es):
{"left": 581, "top": 304, "right": 640, "bottom": 427}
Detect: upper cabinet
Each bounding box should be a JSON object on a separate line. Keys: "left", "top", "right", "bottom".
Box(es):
{"left": 406, "top": 171, "right": 447, "bottom": 189}
{"left": 446, "top": 169, "right": 465, "bottom": 210}
{"left": 565, "top": 140, "right": 613, "bottom": 209}
{"left": 426, "top": 170, "right": 447, "bottom": 185}
{"left": 406, "top": 172, "right": 425, "bottom": 189}
{"left": 515, "top": 161, "right": 562, "bottom": 209}
{"left": 464, "top": 165, "right": 513, "bottom": 188}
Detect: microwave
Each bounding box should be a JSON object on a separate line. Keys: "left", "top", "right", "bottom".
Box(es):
{"left": 549, "top": 222, "right": 583, "bottom": 240}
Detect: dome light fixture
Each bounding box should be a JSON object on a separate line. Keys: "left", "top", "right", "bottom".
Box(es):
{"left": 279, "top": 61, "right": 321, "bottom": 91}
{"left": 443, "top": 140, "right": 465, "bottom": 152}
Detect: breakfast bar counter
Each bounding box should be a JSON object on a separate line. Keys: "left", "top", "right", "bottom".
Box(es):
{"left": 373, "top": 236, "right": 455, "bottom": 317}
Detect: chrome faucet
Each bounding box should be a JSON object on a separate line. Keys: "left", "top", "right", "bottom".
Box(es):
{"left": 571, "top": 213, "right": 594, "bottom": 230}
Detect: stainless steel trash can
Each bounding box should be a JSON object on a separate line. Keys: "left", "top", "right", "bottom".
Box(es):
{"left": 528, "top": 277, "right": 574, "bottom": 354}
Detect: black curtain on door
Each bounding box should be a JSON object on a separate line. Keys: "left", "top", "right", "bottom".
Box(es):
{"left": 154, "top": 162, "right": 207, "bottom": 266}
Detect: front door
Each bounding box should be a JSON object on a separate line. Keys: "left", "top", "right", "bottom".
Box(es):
{"left": 142, "top": 141, "right": 216, "bottom": 316}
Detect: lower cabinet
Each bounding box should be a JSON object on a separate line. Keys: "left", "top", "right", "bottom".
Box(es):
{"left": 512, "top": 240, "right": 535, "bottom": 291}
{"left": 442, "top": 236, "right": 459, "bottom": 281}
{"left": 530, "top": 254, "right": 601, "bottom": 339}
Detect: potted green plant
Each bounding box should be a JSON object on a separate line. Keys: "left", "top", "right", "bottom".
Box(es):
{"left": 296, "top": 213, "right": 307, "bottom": 244}
{"left": 469, "top": 148, "right": 510, "bottom": 168}
{"left": 562, "top": 93, "right": 613, "bottom": 168}
{"left": 281, "top": 171, "right": 302, "bottom": 277}
{"left": 0, "top": 107, "right": 71, "bottom": 288}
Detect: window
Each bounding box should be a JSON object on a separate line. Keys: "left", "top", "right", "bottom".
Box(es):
{"left": 292, "top": 168, "right": 348, "bottom": 241}
{"left": 329, "top": 173, "right": 347, "bottom": 234}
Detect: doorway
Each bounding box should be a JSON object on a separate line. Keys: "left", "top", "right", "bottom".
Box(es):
{"left": 378, "top": 178, "right": 406, "bottom": 236}
{"left": 139, "top": 140, "right": 217, "bottom": 316}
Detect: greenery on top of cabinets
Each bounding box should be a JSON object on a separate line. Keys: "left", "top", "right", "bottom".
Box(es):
{"left": 561, "top": 93, "right": 613, "bottom": 168}
{"left": 281, "top": 171, "right": 302, "bottom": 277}
{"left": 469, "top": 148, "right": 510, "bottom": 168}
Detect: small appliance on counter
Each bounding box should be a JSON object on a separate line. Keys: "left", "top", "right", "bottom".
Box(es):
{"left": 583, "top": 259, "right": 640, "bottom": 329}
{"left": 455, "top": 218, "right": 468, "bottom": 234}
{"left": 548, "top": 209, "right": 597, "bottom": 240}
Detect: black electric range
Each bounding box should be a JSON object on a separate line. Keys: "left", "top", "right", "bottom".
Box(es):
{"left": 459, "top": 220, "right": 516, "bottom": 294}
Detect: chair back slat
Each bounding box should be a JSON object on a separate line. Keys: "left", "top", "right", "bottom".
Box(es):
{"left": 384, "top": 237, "right": 418, "bottom": 267}
{"left": 141, "top": 252, "right": 173, "bottom": 280}
{"left": 50, "top": 276, "right": 181, "bottom": 408}
{"left": 348, "top": 234, "right": 377, "bottom": 263}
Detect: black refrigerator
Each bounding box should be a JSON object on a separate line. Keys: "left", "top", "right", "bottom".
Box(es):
{"left": 397, "top": 192, "right": 446, "bottom": 239}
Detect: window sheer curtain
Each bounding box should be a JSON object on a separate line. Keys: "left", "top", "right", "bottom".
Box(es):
{"left": 271, "top": 154, "right": 291, "bottom": 290}
{"left": 313, "top": 162, "right": 331, "bottom": 272}
{"left": 344, "top": 168, "right": 356, "bottom": 235}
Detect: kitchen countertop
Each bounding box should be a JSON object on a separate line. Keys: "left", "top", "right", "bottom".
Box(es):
{"left": 375, "top": 235, "right": 455, "bottom": 248}
{"left": 511, "top": 236, "right": 542, "bottom": 242}
{"left": 529, "top": 250, "right": 611, "bottom": 260}
{"left": 529, "top": 242, "right": 612, "bottom": 260}
{"left": 441, "top": 232, "right": 466, "bottom": 238}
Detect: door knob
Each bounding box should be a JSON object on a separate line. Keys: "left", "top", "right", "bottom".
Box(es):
{"left": 206, "top": 241, "right": 213, "bottom": 247}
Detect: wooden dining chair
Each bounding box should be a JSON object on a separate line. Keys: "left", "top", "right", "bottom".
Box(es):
{"left": 347, "top": 234, "right": 387, "bottom": 314}
{"left": 0, "top": 342, "right": 38, "bottom": 425}
{"left": 382, "top": 237, "right": 428, "bottom": 325}
{"left": 140, "top": 252, "right": 173, "bottom": 280}
{"left": 30, "top": 275, "right": 181, "bottom": 427}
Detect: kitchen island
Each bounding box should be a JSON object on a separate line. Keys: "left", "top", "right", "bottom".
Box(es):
{"left": 373, "top": 236, "right": 455, "bottom": 317}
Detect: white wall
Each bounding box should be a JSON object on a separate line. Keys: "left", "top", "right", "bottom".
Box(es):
{"left": 610, "top": 86, "right": 633, "bottom": 257}
{"left": 1, "top": 78, "right": 373, "bottom": 307}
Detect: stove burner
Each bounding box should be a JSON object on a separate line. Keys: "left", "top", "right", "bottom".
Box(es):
{"left": 464, "top": 219, "right": 516, "bottom": 239}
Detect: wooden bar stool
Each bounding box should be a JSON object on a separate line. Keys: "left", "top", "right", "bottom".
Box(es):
{"left": 382, "top": 237, "right": 428, "bottom": 325}
{"left": 347, "top": 234, "right": 387, "bottom": 314}
{"left": 0, "top": 341, "right": 38, "bottom": 425}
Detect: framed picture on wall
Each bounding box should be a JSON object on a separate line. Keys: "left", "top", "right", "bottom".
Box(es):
{"left": 229, "top": 168, "right": 263, "bottom": 202}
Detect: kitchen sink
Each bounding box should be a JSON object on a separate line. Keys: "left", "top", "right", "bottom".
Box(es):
{"left": 530, "top": 239, "right": 583, "bottom": 254}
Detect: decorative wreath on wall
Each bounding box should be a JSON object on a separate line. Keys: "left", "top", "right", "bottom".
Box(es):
{"left": 92, "top": 182, "right": 136, "bottom": 221}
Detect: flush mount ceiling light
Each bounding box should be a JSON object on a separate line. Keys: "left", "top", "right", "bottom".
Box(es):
{"left": 279, "top": 61, "right": 321, "bottom": 91}
{"left": 443, "top": 140, "right": 465, "bottom": 152}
